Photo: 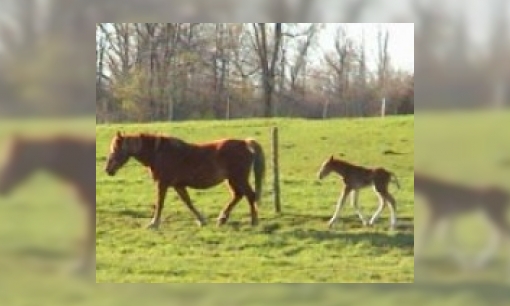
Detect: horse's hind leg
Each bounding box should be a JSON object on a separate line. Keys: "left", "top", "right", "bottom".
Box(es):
{"left": 174, "top": 186, "right": 207, "bottom": 227}
{"left": 220, "top": 179, "right": 258, "bottom": 226}
{"left": 244, "top": 185, "right": 258, "bottom": 226}
{"left": 217, "top": 184, "right": 243, "bottom": 226}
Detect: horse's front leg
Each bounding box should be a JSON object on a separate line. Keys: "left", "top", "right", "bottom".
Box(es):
{"left": 147, "top": 182, "right": 169, "bottom": 230}
{"left": 174, "top": 186, "right": 207, "bottom": 227}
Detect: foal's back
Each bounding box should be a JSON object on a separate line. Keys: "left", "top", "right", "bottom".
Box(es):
{"left": 335, "top": 160, "right": 392, "bottom": 190}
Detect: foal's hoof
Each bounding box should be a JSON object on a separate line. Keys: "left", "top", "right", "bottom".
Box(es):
{"left": 146, "top": 222, "right": 160, "bottom": 230}
{"left": 216, "top": 217, "right": 228, "bottom": 227}
{"left": 69, "top": 260, "right": 94, "bottom": 278}
{"left": 196, "top": 219, "right": 207, "bottom": 227}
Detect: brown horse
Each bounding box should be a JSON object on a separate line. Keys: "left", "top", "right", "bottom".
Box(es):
{"left": 0, "top": 134, "right": 95, "bottom": 273}
{"left": 105, "top": 131, "right": 266, "bottom": 228}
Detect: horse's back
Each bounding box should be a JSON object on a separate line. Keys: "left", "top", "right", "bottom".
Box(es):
{"left": 199, "top": 138, "right": 254, "bottom": 174}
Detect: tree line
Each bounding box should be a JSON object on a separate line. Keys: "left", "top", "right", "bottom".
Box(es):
{"left": 96, "top": 23, "right": 413, "bottom": 123}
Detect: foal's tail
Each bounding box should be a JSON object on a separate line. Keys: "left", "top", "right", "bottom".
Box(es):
{"left": 390, "top": 172, "right": 401, "bottom": 190}
{"left": 245, "top": 139, "right": 266, "bottom": 203}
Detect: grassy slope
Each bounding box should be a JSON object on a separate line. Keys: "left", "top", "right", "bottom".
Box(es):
{"left": 96, "top": 116, "right": 414, "bottom": 283}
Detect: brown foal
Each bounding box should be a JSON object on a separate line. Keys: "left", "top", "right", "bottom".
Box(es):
{"left": 317, "top": 155, "right": 400, "bottom": 229}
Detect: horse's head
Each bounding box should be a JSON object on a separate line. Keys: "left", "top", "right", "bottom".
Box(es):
{"left": 317, "top": 155, "right": 335, "bottom": 180}
{"left": 0, "top": 135, "right": 37, "bottom": 196}
{"left": 105, "top": 131, "right": 141, "bottom": 176}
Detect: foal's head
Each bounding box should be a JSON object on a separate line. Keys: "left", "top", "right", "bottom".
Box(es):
{"left": 105, "top": 131, "right": 141, "bottom": 176}
{"left": 317, "top": 155, "right": 336, "bottom": 180}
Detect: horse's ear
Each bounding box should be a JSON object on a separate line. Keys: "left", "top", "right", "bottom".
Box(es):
{"left": 116, "top": 131, "right": 123, "bottom": 138}
{"left": 329, "top": 155, "right": 334, "bottom": 161}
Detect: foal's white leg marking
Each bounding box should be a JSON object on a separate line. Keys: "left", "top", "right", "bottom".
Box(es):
{"left": 471, "top": 213, "right": 503, "bottom": 269}
{"left": 351, "top": 190, "right": 366, "bottom": 225}
{"left": 387, "top": 198, "right": 397, "bottom": 230}
{"left": 369, "top": 190, "right": 385, "bottom": 226}
{"left": 329, "top": 191, "right": 348, "bottom": 228}
{"left": 146, "top": 217, "right": 161, "bottom": 230}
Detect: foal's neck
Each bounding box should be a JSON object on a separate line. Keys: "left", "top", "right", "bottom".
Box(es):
{"left": 331, "top": 160, "right": 350, "bottom": 176}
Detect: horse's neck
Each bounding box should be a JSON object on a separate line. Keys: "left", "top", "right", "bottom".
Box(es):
{"left": 132, "top": 152, "right": 153, "bottom": 168}
{"left": 132, "top": 138, "right": 161, "bottom": 168}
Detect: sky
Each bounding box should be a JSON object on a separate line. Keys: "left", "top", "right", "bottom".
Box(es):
{"left": 318, "top": 23, "right": 414, "bottom": 73}
{"left": 96, "top": 23, "right": 415, "bottom": 75}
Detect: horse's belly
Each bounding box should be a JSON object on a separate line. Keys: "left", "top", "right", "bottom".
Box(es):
{"left": 186, "top": 176, "right": 225, "bottom": 189}
{"left": 183, "top": 168, "right": 226, "bottom": 189}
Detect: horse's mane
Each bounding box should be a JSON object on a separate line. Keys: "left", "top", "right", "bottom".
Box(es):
{"left": 136, "top": 133, "right": 188, "bottom": 151}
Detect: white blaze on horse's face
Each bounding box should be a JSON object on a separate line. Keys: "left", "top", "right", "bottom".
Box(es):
{"left": 105, "top": 134, "right": 130, "bottom": 176}
{"left": 317, "top": 160, "right": 331, "bottom": 180}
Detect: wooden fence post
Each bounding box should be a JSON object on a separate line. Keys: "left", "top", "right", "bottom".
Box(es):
{"left": 272, "top": 127, "right": 281, "bottom": 213}
{"left": 381, "top": 97, "right": 386, "bottom": 117}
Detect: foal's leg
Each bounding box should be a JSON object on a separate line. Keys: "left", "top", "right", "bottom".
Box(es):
{"left": 472, "top": 208, "right": 510, "bottom": 268}
{"left": 328, "top": 186, "right": 351, "bottom": 229}
{"left": 174, "top": 186, "right": 207, "bottom": 227}
{"left": 147, "top": 182, "right": 169, "bottom": 229}
{"left": 368, "top": 188, "right": 386, "bottom": 226}
{"left": 415, "top": 211, "right": 439, "bottom": 262}
{"left": 383, "top": 192, "right": 398, "bottom": 230}
{"left": 351, "top": 190, "right": 367, "bottom": 226}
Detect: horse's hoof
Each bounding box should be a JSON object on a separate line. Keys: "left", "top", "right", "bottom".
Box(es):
{"left": 196, "top": 219, "right": 207, "bottom": 227}
{"left": 251, "top": 220, "right": 259, "bottom": 227}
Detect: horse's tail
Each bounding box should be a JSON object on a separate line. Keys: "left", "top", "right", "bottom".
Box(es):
{"left": 245, "top": 139, "right": 266, "bottom": 203}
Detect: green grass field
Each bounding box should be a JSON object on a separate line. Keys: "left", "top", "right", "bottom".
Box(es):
{"left": 96, "top": 116, "right": 414, "bottom": 283}
{"left": 2, "top": 113, "right": 510, "bottom": 303}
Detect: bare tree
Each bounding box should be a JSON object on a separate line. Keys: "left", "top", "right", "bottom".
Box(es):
{"left": 324, "top": 26, "right": 357, "bottom": 116}
{"left": 288, "top": 24, "right": 322, "bottom": 92}
{"left": 252, "top": 23, "right": 283, "bottom": 117}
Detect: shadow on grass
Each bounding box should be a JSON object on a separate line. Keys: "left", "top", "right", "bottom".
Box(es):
{"left": 118, "top": 208, "right": 152, "bottom": 219}
{"left": 12, "top": 246, "right": 73, "bottom": 261}
{"left": 278, "top": 212, "right": 414, "bottom": 231}
{"left": 283, "top": 229, "right": 414, "bottom": 250}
